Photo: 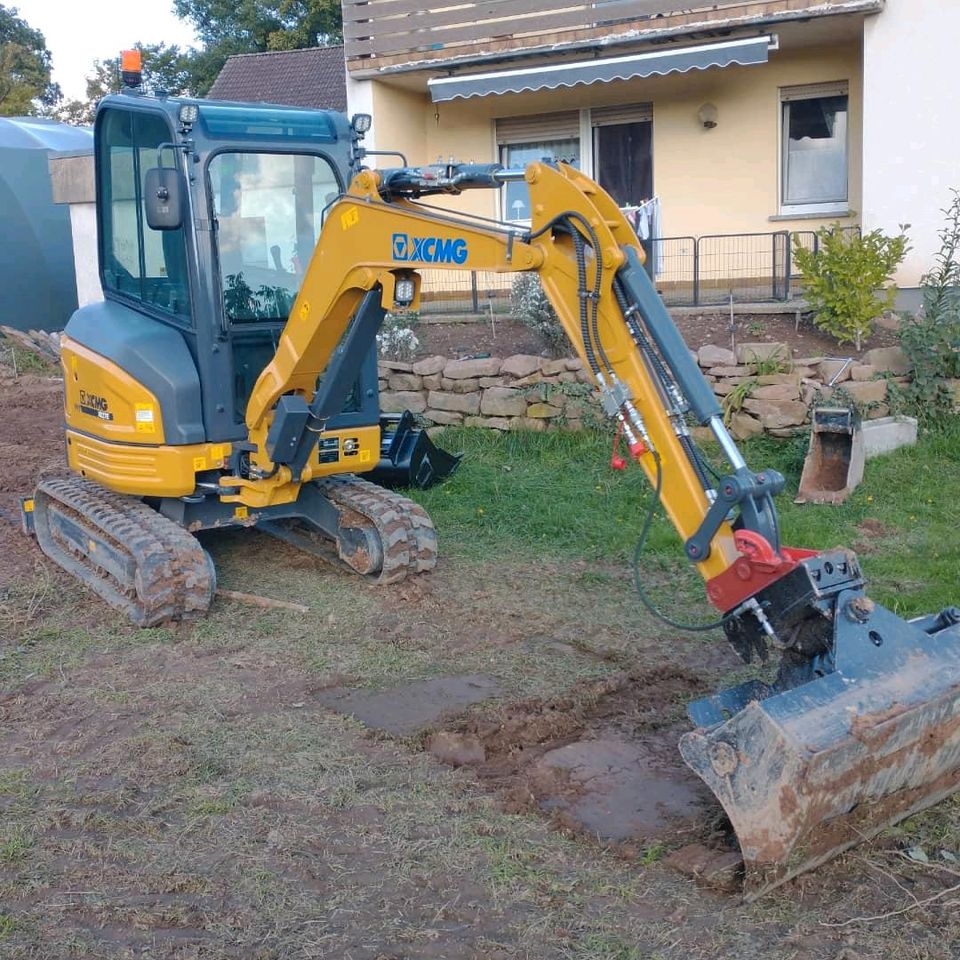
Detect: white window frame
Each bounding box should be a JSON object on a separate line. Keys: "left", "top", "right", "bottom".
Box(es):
{"left": 779, "top": 81, "right": 850, "bottom": 217}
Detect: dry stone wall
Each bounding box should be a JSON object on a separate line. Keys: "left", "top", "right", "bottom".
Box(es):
{"left": 378, "top": 343, "right": 911, "bottom": 438}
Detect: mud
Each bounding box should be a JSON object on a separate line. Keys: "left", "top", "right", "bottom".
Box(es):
{"left": 0, "top": 371, "right": 66, "bottom": 587}
{"left": 434, "top": 667, "right": 728, "bottom": 851}
{"left": 316, "top": 674, "right": 503, "bottom": 735}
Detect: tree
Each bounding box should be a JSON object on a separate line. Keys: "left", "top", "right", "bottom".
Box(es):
{"left": 54, "top": 43, "right": 194, "bottom": 125}
{"left": 0, "top": 4, "right": 60, "bottom": 116}
{"left": 173, "top": 0, "right": 343, "bottom": 94}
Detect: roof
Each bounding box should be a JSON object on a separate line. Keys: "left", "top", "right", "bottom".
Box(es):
{"left": 0, "top": 116, "right": 93, "bottom": 153}
{"left": 207, "top": 45, "right": 347, "bottom": 113}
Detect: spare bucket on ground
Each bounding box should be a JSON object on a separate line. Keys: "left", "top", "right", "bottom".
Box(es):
{"left": 796, "top": 407, "right": 864, "bottom": 505}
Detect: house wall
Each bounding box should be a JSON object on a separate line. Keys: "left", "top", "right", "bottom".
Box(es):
{"left": 352, "top": 40, "right": 863, "bottom": 240}
{"left": 863, "top": 0, "right": 960, "bottom": 289}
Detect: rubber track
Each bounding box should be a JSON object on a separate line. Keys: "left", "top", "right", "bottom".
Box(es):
{"left": 320, "top": 476, "right": 438, "bottom": 583}
{"left": 34, "top": 476, "right": 215, "bottom": 626}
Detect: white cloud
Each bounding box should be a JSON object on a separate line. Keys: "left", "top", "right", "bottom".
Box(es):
{"left": 14, "top": 0, "right": 199, "bottom": 101}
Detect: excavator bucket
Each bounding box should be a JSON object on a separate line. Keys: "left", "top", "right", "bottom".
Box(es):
{"left": 368, "top": 411, "right": 462, "bottom": 489}
{"left": 681, "top": 602, "right": 960, "bottom": 899}
{"left": 795, "top": 407, "right": 864, "bottom": 504}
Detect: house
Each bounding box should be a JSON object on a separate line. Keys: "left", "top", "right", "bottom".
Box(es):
{"left": 209, "top": 45, "right": 347, "bottom": 113}
{"left": 345, "top": 0, "right": 956, "bottom": 299}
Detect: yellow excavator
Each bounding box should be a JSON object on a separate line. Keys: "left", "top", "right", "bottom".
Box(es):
{"left": 21, "top": 78, "right": 960, "bottom": 898}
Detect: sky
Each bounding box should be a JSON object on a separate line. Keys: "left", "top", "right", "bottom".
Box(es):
{"left": 13, "top": 0, "right": 199, "bottom": 101}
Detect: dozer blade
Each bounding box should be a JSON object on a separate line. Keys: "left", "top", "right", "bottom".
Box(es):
{"left": 681, "top": 598, "right": 960, "bottom": 899}
{"left": 368, "top": 411, "right": 462, "bottom": 489}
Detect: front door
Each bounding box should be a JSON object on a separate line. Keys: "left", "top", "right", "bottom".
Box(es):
{"left": 593, "top": 118, "right": 653, "bottom": 208}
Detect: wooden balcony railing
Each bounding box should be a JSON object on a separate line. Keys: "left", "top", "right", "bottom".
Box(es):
{"left": 343, "top": 0, "right": 874, "bottom": 69}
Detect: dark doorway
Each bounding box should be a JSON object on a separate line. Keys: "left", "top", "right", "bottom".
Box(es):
{"left": 593, "top": 121, "right": 653, "bottom": 207}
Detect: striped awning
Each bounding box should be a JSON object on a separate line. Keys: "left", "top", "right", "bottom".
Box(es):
{"left": 428, "top": 35, "right": 774, "bottom": 103}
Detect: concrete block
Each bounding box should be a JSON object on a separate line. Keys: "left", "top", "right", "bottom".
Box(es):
{"left": 861, "top": 416, "right": 918, "bottom": 459}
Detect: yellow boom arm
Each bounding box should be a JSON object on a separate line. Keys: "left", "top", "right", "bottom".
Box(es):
{"left": 233, "top": 161, "right": 775, "bottom": 586}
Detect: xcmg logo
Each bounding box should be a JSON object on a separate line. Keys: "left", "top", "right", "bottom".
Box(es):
{"left": 392, "top": 233, "right": 468, "bottom": 265}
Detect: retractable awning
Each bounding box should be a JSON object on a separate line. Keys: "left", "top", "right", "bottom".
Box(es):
{"left": 428, "top": 35, "right": 774, "bottom": 103}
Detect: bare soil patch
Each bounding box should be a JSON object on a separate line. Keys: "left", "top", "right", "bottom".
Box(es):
{"left": 431, "top": 668, "right": 728, "bottom": 854}
{"left": 0, "top": 370, "right": 65, "bottom": 587}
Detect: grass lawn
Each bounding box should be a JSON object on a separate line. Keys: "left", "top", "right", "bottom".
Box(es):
{"left": 1, "top": 422, "right": 959, "bottom": 959}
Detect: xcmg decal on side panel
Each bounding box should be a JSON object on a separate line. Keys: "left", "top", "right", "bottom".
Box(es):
{"left": 392, "top": 234, "right": 468, "bottom": 265}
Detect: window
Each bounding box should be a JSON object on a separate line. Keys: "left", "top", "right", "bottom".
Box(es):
{"left": 781, "top": 83, "right": 849, "bottom": 215}
{"left": 496, "top": 112, "right": 580, "bottom": 222}
{"left": 97, "top": 108, "right": 191, "bottom": 322}
{"left": 499, "top": 139, "right": 580, "bottom": 221}
{"left": 208, "top": 152, "right": 340, "bottom": 322}
{"left": 592, "top": 104, "right": 653, "bottom": 208}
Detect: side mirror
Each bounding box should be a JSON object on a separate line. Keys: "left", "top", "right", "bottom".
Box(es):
{"left": 144, "top": 167, "right": 184, "bottom": 231}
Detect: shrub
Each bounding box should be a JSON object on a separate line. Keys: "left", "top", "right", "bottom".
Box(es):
{"left": 377, "top": 310, "right": 420, "bottom": 361}
{"left": 510, "top": 273, "right": 567, "bottom": 356}
{"left": 792, "top": 224, "right": 910, "bottom": 350}
{"left": 892, "top": 190, "right": 960, "bottom": 424}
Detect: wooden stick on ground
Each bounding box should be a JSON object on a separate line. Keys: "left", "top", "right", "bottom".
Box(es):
{"left": 215, "top": 589, "right": 310, "bottom": 614}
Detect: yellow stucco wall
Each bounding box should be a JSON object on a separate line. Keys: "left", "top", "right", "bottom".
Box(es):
{"left": 368, "top": 40, "right": 862, "bottom": 239}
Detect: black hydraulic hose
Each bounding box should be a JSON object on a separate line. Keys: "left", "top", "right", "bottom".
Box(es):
{"left": 632, "top": 451, "right": 733, "bottom": 633}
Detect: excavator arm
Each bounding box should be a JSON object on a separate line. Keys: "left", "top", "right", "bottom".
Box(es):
{"left": 231, "top": 160, "right": 960, "bottom": 898}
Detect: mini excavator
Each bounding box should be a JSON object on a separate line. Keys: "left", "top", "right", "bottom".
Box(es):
{"left": 21, "top": 83, "right": 960, "bottom": 897}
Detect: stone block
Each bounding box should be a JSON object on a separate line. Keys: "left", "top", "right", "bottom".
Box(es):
{"left": 843, "top": 379, "right": 888, "bottom": 405}
{"left": 818, "top": 359, "right": 853, "bottom": 384}
{"left": 501, "top": 354, "right": 542, "bottom": 378}
{"left": 850, "top": 364, "right": 877, "bottom": 382}
{"left": 565, "top": 357, "right": 584, "bottom": 371}
{"left": 863, "top": 346, "right": 909, "bottom": 375}
{"left": 698, "top": 344, "right": 737, "bottom": 367}
{"left": 865, "top": 403, "right": 890, "bottom": 420}
{"left": 480, "top": 386, "right": 527, "bottom": 417}
{"left": 509, "top": 417, "right": 548, "bottom": 431}
{"left": 412, "top": 355, "right": 446, "bottom": 376}
{"left": 713, "top": 381, "right": 735, "bottom": 397}
{"left": 750, "top": 383, "right": 800, "bottom": 402}
{"left": 512, "top": 372, "right": 544, "bottom": 387}
{"left": 423, "top": 408, "right": 464, "bottom": 426}
{"left": 576, "top": 368, "right": 594, "bottom": 384}
{"left": 465, "top": 416, "right": 512, "bottom": 430}
{"left": 708, "top": 365, "right": 754, "bottom": 377}
{"left": 427, "top": 390, "right": 481, "bottom": 414}
{"left": 378, "top": 360, "right": 414, "bottom": 374}
{"left": 388, "top": 372, "right": 423, "bottom": 391}
{"left": 729, "top": 412, "right": 763, "bottom": 440}
{"left": 755, "top": 373, "right": 798, "bottom": 386}
{"left": 557, "top": 371, "right": 577, "bottom": 383}
{"left": 479, "top": 376, "right": 509, "bottom": 388}
{"left": 540, "top": 358, "right": 569, "bottom": 376}
{"left": 743, "top": 398, "right": 808, "bottom": 429}
{"left": 380, "top": 390, "right": 426, "bottom": 414}
{"left": 440, "top": 377, "right": 480, "bottom": 394}
{"left": 422, "top": 374, "right": 442, "bottom": 390}
{"left": 861, "top": 416, "right": 918, "bottom": 457}
{"left": 736, "top": 342, "right": 788, "bottom": 364}
{"left": 443, "top": 357, "right": 502, "bottom": 379}
{"left": 525, "top": 402, "right": 562, "bottom": 418}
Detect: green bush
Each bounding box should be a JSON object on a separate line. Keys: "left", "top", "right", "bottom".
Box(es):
{"left": 892, "top": 190, "right": 960, "bottom": 424}
{"left": 792, "top": 223, "right": 910, "bottom": 350}
{"left": 510, "top": 273, "right": 567, "bottom": 356}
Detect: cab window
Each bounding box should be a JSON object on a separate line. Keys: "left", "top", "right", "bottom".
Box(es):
{"left": 208, "top": 152, "right": 339, "bottom": 323}
{"left": 97, "top": 108, "right": 191, "bottom": 322}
